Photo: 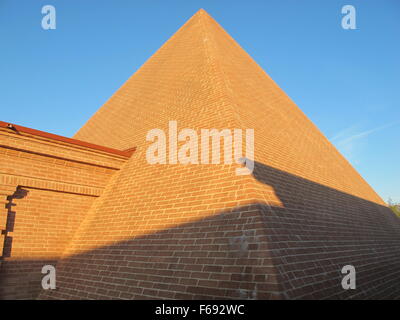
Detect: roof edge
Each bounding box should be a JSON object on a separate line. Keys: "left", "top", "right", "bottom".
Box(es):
{"left": 0, "top": 121, "right": 135, "bottom": 158}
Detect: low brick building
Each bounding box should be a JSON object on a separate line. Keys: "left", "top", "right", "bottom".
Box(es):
{"left": 1, "top": 9, "right": 399, "bottom": 300}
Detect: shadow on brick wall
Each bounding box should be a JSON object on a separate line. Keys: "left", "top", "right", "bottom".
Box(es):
{"left": 1, "top": 163, "right": 400, "bottom": 300}
{"left": 251, "top": 161, "right": 400, "bottom": 299}
{"left": 1, "top": 187, "right": 29, "bottom": 258}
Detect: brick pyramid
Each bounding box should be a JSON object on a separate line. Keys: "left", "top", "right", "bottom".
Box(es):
{"left": 41, "top": 9, "right": 400, "bottom": 299}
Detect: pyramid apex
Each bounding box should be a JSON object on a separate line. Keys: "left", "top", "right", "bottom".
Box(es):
{"left": 192, "top": 8, "right": 212, "bottom": 18}
{"left": 196, "top": 8, "right": 207, "bottom": 14}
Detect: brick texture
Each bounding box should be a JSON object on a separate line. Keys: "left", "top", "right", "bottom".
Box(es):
{"left": 0, "top": 126, "right": 130, "bottom": 299}
{"left": 1, "top": 9, "right": 399, "bottom": 300}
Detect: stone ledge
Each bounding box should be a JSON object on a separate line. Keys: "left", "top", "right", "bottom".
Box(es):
{"left": 0, "top": 173, "right": 102, "bottom": 197}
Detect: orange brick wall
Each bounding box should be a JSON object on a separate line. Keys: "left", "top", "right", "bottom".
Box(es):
{"left": 0, "top": 127, "right": 129, "bottom": 299}
{"left": 0, "top": 188, "right": 93, "bottom": 299}
{"left": 37, "top": 10, "right": 400, "bottom": 300}
{"left": 0, "top": 127, "right": 127, "bottom": 192}
{"left": 2, "top": 10, "right": 399, "bottom": 300}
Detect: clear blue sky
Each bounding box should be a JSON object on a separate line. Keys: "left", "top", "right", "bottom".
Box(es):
{"left": 0, "top": 0, "right": 399, "bottom": 202}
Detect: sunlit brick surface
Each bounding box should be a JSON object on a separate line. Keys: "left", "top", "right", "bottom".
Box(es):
{"left": 0, "top": 126, "right": 129, "bottom": 299}
{"left": 2, "top": 9, "right": 399, "bottom": 300}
